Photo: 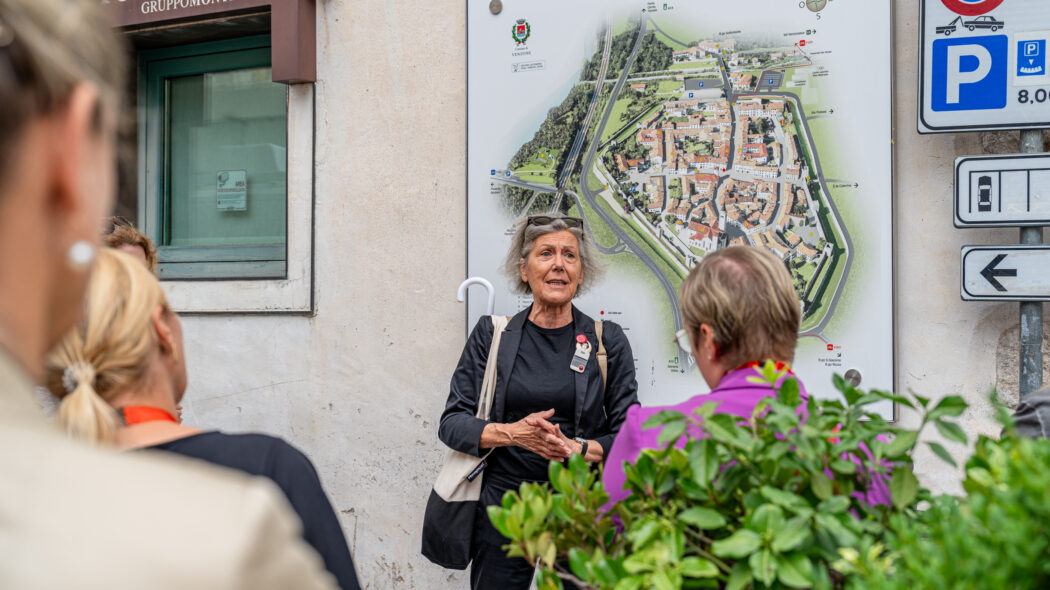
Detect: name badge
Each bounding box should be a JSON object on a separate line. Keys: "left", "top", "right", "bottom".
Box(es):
{"left": 571, "top": 337, "right": 592, "bottom": 373}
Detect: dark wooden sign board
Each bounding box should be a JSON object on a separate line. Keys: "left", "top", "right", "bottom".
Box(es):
{"left": 103, "top": 0, "right": 315, "bottom": 83}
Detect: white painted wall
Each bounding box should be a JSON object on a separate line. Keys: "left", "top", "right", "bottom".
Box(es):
{"left": 172, "top": 1, "right": 1044, "bottom": 587}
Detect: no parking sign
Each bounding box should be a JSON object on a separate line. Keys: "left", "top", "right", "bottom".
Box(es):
{"left": 940, "top": 0, "right": 1005, "bottom": 17}
{"left": 920, "top": 0, "right": 1050, "bottom": 132}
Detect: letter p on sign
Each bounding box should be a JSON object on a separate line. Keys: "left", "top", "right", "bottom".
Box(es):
{"left": 932, "top": 35, "right": 1008, "bottom": 111}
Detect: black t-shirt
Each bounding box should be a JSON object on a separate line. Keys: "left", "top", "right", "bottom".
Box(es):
{"left": 487, "top": 320, "right": 577, "bottom": 489}
{"left": 147, "top": 432, "right": 360, "bottom": 590}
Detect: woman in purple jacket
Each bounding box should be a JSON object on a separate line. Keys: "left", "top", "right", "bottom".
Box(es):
{"left": 603, "top": 246, "right": 804, "bottom": 505}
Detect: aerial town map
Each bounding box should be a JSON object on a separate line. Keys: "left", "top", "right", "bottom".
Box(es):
{"left": 468, "top": 0, "right": 893, "bottom": 414}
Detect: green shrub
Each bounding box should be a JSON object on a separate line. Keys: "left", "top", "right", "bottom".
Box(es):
{"left": 844, "top": 405, "right": 1050, "bottom": 589}
{"left": 487, "top": 363, "right": 967, "bottom": 589}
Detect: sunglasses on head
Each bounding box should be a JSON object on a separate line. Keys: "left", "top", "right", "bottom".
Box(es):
{"left": 102, "top": 216, "right": 133, "bottom": 235}
{"left": 526, "top": 215, "right": 584, "bottom": 229}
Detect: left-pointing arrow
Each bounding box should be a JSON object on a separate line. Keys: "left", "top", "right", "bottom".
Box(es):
{"left": 980, "top": 254, "right": 1017, "bottom": 292}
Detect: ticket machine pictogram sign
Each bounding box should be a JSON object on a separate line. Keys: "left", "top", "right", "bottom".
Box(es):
{"left": 955, "top": 154, "right": 1050, "bottom": 226}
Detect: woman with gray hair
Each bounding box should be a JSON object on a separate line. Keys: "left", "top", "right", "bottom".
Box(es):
{"left": 438, "top": 214, "right": 639, "bottom": 589}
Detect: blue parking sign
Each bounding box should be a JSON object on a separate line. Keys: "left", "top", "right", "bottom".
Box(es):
{"left": 931, "top": 35, "right": 1007, "bottom": 112}
{"left": 1019, "top": 39, "right": 1046, "bottom": 76}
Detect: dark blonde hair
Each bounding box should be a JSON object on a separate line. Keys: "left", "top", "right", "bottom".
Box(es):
{"left": 679, "top": 246, "right": 801, "bottom": 369}
{"left": 0, "top": 0, "right": 127, "bottom": 189}
{"left": 103, "top": 217, "right": 158, "bottom": 273}
{"left": 45, "top": 249, "right": 171, "bottom": 444}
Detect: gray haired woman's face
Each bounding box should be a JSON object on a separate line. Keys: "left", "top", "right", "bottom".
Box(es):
{"left": 519, "top": 230, "right": 583, "bottom": 308}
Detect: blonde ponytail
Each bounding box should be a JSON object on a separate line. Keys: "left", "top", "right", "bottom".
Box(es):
{"left": 55, "top": 361, "right": 118, "bottom": 444}
{"left": 45, "top": 249, "right": 170, "bottom": 444}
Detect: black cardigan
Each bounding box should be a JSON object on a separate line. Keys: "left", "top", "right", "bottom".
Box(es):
{"left": 438, "top": 305, "right": 639, "bottom": 460}
{"left": 147, "top": 433, "right": 361, "bottom": 590}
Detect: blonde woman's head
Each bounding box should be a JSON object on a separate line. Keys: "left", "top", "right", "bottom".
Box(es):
{"left": 45, "top": 248, "right": 187, "bottom": 443}
{"left": 0, "top": 0, "right": 130, "bottom": 362}
{"left": 0, "top": 0, "right": 126, "bottom": 183}
{"left": 679, "top": 246, "right": 801, "bottom": 373}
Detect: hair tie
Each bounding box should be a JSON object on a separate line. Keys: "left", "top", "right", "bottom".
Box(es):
{"left": 62, "top": 361, "right": 97, "bottom": 394}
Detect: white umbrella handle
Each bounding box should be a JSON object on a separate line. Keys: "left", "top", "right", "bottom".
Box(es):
{"left": 457, "top": 277, "right": 495, "bottom": 315}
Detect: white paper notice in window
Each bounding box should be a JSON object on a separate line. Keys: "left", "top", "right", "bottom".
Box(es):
{"left": 216, "top": 169, "right": 248, "bottom": 211}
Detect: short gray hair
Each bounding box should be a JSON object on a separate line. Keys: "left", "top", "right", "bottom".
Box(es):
{"left": 503, "top": 215, "right": 605, "bottom": 296}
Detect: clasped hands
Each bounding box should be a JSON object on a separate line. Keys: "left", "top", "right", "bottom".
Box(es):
{"left": 496, "top": 409, "right": 581, "bottom": 462}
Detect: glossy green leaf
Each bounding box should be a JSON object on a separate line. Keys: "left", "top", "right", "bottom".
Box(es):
{"left": 652, "top": 569, "right": 676, "bottom": 590}
{"left": 642, "top": 410, "right": 686, "bottom": 429}
{"left": 810, "top": 472, "right": 833, "bottom": 500}
{"left": 712, "top": 529, "right": 762, "bottom": 558}
{"left": 890, "top": 467, "right": 919, "bottom": 509}
{"left": 815, "top": 513, "right": 859, "bottom": 546}
{"left": 679, "top": 506, "right": 727, "bottom": 529}
{"left": 776, "top": 553, "right": 813, "bottom": 588}
{"left": 928, "top": 441, "right": 957, "bottom": 467}
{"left": 870, "top": 389, "right": 916, "bottom": 409}
{"left": 657, "top": 420, "right": 687, "bottom": 448}
{"left": 688, "top": 438, "right": 719, "bottom": 486}
{"left": 885, "top": 430, "right": 918, "bottom": 457}
{"left": 935, "top": 419, "right": 968, "bottom": 445}
{"left": 771, "top": 516, "right": 812, "bottom": 552}
{"left": 726, "top": 561, "right": 752, "bottom": 590}
{"left": 929, "top": 395, "right": 968, "bottom": 419}
{"left": 749, "top": 548, "right": 777, "bottom": 586}
{"left": 568, "top": 548, "right": 590, "bottom": 580}
{"left": 627, "top": 519, "right": 661, "bottom": 549}
{"left": 830, "top": 458, "right": 857, "bottom": 475}
{"left": 749, "top": 503, "right": 785, "bottom": 534}
{"left": 834, "top": 373, "right": 861, "bottom": 405}
{"left": 613, "top": 577, "right": 643, "bottom": 590}
{"left": 778, "top": 377, "right": 801, "bottom": 406}
{"left": 681, "top": 556, "right": 719, "bottom": 578}
{"left": 760, "top": 485, "right": 809, "bottom": 510}
{"left": 613, "top": 575, "right": 642, "bottom": 587}
{"left": 623, "top": 553, "right": 651, "bottom": 575}
{"left": 704, "top": 413, "right": 748, "bottom": 448}
{"left": 692, "top": 401, "right": 721, "bottom": 420}
{"left": 817, "top": 496, "right": 850, "bottom": 514}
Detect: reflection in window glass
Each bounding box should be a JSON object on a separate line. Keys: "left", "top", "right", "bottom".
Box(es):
{"left": 168, "top": 67, "right": 286, "bottom": 248}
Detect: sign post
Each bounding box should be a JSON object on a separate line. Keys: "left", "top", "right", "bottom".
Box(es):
{"left": 1019, "top": 130, "right": 1044, "bottom": 397}
{"left": 923, "top": 0, "right": 1050, "bottom": 398}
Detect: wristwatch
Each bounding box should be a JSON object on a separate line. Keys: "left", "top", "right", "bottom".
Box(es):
{"left": 573, "top": 437, "right": 589, "bottom": 458}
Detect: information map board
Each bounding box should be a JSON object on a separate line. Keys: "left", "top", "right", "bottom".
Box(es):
{"left": 467, "top": 0, "right": 894, "bottom": 416}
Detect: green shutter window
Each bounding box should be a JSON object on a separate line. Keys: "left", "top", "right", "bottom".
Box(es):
{"left": 140, "top": 36, "right": 287, "bottom": 280}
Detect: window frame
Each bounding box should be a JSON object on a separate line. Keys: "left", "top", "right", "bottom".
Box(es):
{"left": 135, "top": 34, "right": 316, "bottom": 315}
{"left": 139, "top": 35, "right": 287, "bottom": 281}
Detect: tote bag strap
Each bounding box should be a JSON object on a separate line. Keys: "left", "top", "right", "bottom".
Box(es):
{"left": 595, "top": 320, "right": 607, "bottom": 392}
{"left": 474, "top": 315, "right": 509, "bottom": 421}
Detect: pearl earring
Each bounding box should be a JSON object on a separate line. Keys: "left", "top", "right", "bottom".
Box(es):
{"left": 67, "top": 241, "right": 96, "bottom": 272}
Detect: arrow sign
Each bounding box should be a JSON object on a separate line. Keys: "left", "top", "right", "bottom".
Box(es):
{"left": 979, "top": 254, "right": 1016, "bottom": 292}
{"left": 962, "top": 246, "right": 1050, "bottom": 301}
{"left": 955, "top": 154, "right": 1050, "bottom": 227}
